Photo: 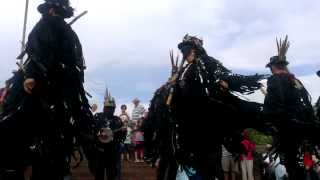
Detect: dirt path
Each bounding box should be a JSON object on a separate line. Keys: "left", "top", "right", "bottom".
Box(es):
{"left": 72, "top": 160, "right": 157, "bottom": 180}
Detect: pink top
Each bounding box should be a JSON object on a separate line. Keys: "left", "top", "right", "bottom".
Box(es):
{"left": 132, "top": 131, "right": 144, "bottom": 145}
{"left": 240, "top": 139, "right": 255, "bottom": 160}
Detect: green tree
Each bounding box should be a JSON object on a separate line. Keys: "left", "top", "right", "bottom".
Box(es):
{"left": 248, "top": 128, "right": 272, "bottom": 145}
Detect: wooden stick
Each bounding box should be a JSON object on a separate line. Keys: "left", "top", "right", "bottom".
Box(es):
{"left": 69, "top": 11, "right": 88, "bottom": 26}
{"left": 19, "top": 0, "right": 29, "bottom": 64}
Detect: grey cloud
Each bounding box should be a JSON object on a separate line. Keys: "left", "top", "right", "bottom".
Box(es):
{"left": 0, "top": 0, "right": 319, "bottom": 105}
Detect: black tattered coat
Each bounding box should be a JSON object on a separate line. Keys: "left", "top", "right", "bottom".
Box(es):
{"left": 0, "top": 15, "right": 92, "bottom": 177}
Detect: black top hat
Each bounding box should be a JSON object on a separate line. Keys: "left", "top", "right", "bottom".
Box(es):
{"left": 178, "top": 34, "right": 206, "bottom": 57}
{"left": 317, "top": 70, "right": 320, "bottom": 77}
{"left": 38, "top": 0, "right": 74, "bottom": 18}
{"left": 265, "top": 56, "right": 289, "bottom": 68}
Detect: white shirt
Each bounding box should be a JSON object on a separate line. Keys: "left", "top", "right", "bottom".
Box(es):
{"left": 275, "top": 163, "right": 287, "bottom": 180}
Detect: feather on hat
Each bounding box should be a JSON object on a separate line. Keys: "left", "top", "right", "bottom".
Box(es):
{"left": 266, "top": 35, "right": 290, "bottom": 68}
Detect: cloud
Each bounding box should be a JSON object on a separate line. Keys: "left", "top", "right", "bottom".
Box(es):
{"left": 299, "top": 74, "right": 320, "bottom": 103}
{"left": 135, "top": 82, "right": 158, "bottom": 92}
{"left": 0, "top": 0, "right": 319, "bottom": 108}
{"left": 206, "top": 0, "right": 320, "bottom": 71}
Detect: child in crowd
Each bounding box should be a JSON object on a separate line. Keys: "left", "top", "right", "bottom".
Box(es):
{"left": 119, "top": 104, "right": 130, "bottom": 123}
{"left": 132, "top": 120, "right": 144, "bottom": 163}
{"left": 122, "top": 120, "right": 132, "bottom": 161}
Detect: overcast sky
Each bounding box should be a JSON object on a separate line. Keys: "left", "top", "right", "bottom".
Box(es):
{"left": 0, "top": 0, "right": 319, "bottom": 114}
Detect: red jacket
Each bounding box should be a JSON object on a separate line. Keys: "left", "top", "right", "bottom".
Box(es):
{"left": 240, "top": 139, "right": 255, "bottom": 160}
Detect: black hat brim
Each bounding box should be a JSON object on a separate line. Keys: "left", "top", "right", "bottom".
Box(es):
{"left": 265, "top": 60, "right": 289, "bottom": 68}
{"left": 179, "top": 45, "right": 194, "bottom": 56}
{"left": 178, "top": 41, "right": 197, "bottom": 51}
{"left": 178, "top": 41, "right": 207, "bottom": 58}
{"left": 38, "top": 3, "right": 51, "bottom": 14}
{"left": 37, "top": 2, "right": 74, "bottom": 18}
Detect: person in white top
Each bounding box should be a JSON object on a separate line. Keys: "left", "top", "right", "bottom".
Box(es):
{"left": 122, "top": 120, "right": 132, "bottom": 161}
{"left": 131, "top": 98, "right": 146, "bottom": 122}
{"left": 263, "top": 144, "right": 288, "bottom": 180}
{"left": 221, "top": 145, "right": 239, "bottom": 180}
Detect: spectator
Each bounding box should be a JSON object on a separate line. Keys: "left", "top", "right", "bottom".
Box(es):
{"left": 263, "top": 144, "right": 288, "bottom": 180}
{"left": 221, "top": 144, "right": 239, "bottom": 180}
{"left": 253, "top": 151, "right": 264, "bottom": 180}
{"left": 262, "top": 144, "right": 276, "bottom": 180}
{"left": 132, "top": 120, "right": 145, "bottom": 163}
{"left": 119, "top": 104, "right": 130, "bottom": 123}
{"left": 122, "top": 120, "right": 132, "bottom": 161}
{"left": 274, "top": 157, "right": 288, "bottom": 180}
{"left": 303, "top": 151, "right": 319, "bottom": 180}
{"left": 314, "top": 146, "right": 320, "bottom": 179}
{"left": 240, "top": 129, "right": 256, "bottom": 180}
{"left": 131, "top": 98, "right": 146, "bottom": 122}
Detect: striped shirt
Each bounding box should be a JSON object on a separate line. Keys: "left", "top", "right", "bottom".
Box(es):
{"left": 222, "top": 145, "right": 232, "bottom": 158}
{"left": 131, "top": 104, "right": 145, "bottom": 122}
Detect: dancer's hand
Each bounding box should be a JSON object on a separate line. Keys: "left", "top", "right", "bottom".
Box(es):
{"left": 219, "top": 80, "right": 229, "bottom": 92}
{"left": 169, "top": 74, "right": 178, "bottom": 83}
{"left": 23, "top": 78, "right": 36, "bottom": 94}
{"left": 91, "top": 103, "right": 98, "bottom": 113}
{"left": 71, "top": 150, "right": 82, "bottom": 169}
{"left": 155, "top": 158, "right": 160, "bottom": 168}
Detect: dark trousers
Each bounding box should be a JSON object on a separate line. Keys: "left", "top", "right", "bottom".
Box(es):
{"left": 157, "top": 153, "right": 178, "bottom": 180}
{"left": 94, "top": 145, "right": 121, "bottom": 180}
{"left": 31, "top": 154, "right": 67, "bottom": 180}
{"left": 278, "top": 138, "right": 302, "bottom": 180}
